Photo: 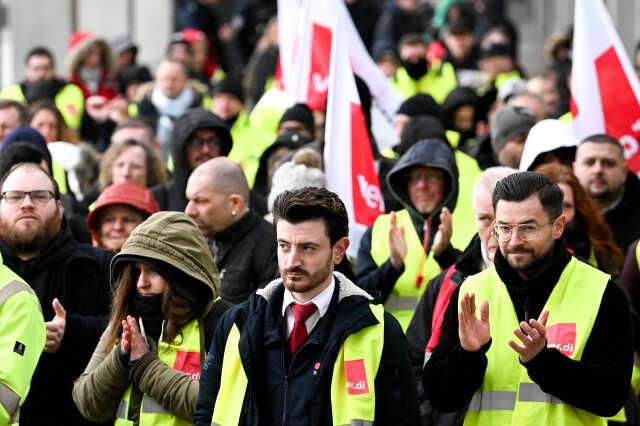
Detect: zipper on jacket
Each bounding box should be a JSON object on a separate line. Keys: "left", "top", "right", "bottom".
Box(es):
{"left": 281, "top": 347, "right": 288, "bottom": 426}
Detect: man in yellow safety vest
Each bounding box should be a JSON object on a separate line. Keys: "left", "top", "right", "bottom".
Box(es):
{"left": 424, "top": 171, "right": 633, "bottom": 425}
{"left": 193, "top": 187, "right": 421, "bottom": 425}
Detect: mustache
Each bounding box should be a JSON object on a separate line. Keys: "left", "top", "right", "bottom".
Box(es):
{"left": 505, "top": 245, "right": 534, "bottom": 255}
{"left": 284, "top": 267, "right": 308, "bottom": 275}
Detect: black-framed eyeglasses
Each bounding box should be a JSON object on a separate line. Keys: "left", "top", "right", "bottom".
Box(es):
{"left": 189, "top": 136, "right": 221, "bottom": 149}
{"left": 1, "top": 190, "right": 56, "bottom": 205}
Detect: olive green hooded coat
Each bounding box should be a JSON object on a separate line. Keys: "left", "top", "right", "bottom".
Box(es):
{"left": 72, "top": 212, "right": 228, "bottom": 425}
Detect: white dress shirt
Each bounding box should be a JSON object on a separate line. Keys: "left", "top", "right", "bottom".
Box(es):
{"left": 282, "top": 276, "right": 335, "bottom": 338}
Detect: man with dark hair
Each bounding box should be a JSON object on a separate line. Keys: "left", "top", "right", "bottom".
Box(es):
{"left": 573, "top": 133, "right": 640, "bottom": 253}
{"left": 0, "top": 100, "right": 27, "bottom": 143}
{"left": 0, "top": 46, "right": 84, "bottom": 131}
{"left": 0, "top": 163, "right": 112, "bottom": 425}
{"left": 194, "top": 187, "right": 421, "bottom": 425}
{"left": 423, "top": 171, "right": 632, "bottom": 424}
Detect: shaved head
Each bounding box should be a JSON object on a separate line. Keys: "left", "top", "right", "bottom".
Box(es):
{"left": 185, "top": 157, "right": 250, "bottom": 237}
{"left": 191, "top": 157, "right": 249, "bottom": 201}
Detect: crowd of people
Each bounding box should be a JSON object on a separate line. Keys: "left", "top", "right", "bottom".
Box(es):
{"left": 2, "top": 0, "right": 640, "bottom": 425}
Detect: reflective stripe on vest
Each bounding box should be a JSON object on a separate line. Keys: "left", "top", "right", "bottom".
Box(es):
{"left": 212, "top": 304, "right": 385, "bottom": 426}
{"left": 370, "top": 210, "right": 440, "bottom": 332}
{"left": 460, "top": 257, "right": 610, "bottom": 426}
{"left": 0, "top": 382, "right": 20, "bottom": 424}
{"left": 390, "top": 62, "right": 457, "bottom": 104}
{"left": 116, "top": 319, "right": 201, "bottom": 426}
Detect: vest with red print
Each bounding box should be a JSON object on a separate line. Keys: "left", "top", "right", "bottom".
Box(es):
{"left": 115, "top": 318, "right": 201, "bottom": 426}
{"left": 460, "top": 256, "right": 610, "bottom": 426}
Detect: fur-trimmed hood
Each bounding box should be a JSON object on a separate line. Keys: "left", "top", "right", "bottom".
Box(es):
{"left": 66, "top": 31, "right": 114, "bottom": 77}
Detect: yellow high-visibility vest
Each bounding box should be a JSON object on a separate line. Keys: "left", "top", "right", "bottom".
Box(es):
{"left": 460, "top": 257, "right": 617, "bottom": 425}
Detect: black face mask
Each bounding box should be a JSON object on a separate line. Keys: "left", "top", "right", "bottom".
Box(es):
{"left": 402, "top": 58, "right": 428, "bottom": 80}
{"left": 131, "top": 293, "right": 164, "bottom": 341}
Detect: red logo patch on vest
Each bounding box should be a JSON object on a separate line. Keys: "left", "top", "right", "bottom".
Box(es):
{"left": 344, "top": 359, "right": 369, "bottom": 395}
{"left": 546, "top": 323, "right": 576, "bottom": 356}
{"left": 173, "top": 350, "right": 200, "bottom": 380}
{"left": 66, "top": 103, "right": 77, "bottom": 115}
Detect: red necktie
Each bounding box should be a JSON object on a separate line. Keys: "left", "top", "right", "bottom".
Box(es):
{"left": 288, "top": 303, "right": 317, "bottom": 354}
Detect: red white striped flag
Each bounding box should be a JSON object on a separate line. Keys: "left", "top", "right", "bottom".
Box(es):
{"left": 324, "top": 15, "right": 384, "bottom": 257}
{"left": 571, "top": 0, "right": 640, "bottom": 172}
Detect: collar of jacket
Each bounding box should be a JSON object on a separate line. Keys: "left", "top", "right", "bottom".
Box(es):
{"left": 213, "top": 210, "right": 258, "bottom": 244}
{"left": 236, "top": 273, "right": 379, "bottom": 388}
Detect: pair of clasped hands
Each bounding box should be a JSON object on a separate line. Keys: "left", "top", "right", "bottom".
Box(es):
{"left": 459, "top": 293, "right": 550, "bottom": 363}
{"left": 120, "top": 315, "right": 150, "bottom": 362}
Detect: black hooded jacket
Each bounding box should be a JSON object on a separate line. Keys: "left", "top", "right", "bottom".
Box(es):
{"left": 0, "top": 220, "right": 113, "bottom": 426}
{"left": 151, "top": 109, "right": 232, "bottom": 212}
{"left": 356, "top": 139, "right": 462, "bottom": 302}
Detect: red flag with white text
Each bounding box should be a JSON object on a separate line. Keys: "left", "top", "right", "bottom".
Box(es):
{"left": 324, "top": 15, "right": 384, "bottom": 257}
{"left": 571, "top": 0, "right": 640, "bottom": 172}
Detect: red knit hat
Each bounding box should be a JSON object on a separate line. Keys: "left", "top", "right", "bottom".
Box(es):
{"left": 86, "top": 183, "right": 159, "bottom": 243}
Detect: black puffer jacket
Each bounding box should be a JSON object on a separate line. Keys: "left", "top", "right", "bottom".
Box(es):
{"left": 356, "top": 139, "right": 461, "bottom": 302}
{"left": 151, "top": 109, "right": 232, "bottom": 211}
{"left": 0, "top": 220, "right": 112, "bottom": 426}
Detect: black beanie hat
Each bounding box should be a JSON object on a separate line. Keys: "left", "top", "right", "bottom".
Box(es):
{"left": 2, "top": 125, "right": 52, "bottom": 165}
{"left": 397, "top": 94, "right": 441, "bottom": 118}
{"left": 396, "top": 115, "right": 448, "bottom": 155}
{"left": 213, "top": 77, "right": 245, "bottom": 104}
{"left": 278, "top": 103, "right": 315, "bottom": 135}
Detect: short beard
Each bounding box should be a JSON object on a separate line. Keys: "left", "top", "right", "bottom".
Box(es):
{"left": 0, "top": 213, "right": 61, "bottom": 257}
{"left": 281, "top": 253, "right": 333, "bottom": 295}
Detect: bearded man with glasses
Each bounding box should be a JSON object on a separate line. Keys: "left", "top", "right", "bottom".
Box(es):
{"left": 0, "top": 162, "right": 112, "bottom": 426}
{"left": 423, "top": 171, "right": 633, "bottom": 425}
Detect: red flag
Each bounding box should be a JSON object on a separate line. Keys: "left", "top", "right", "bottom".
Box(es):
{"left": 324, "top": 15, "right": 384, "bottom": 257}
{"left": 571, "top": 0, "right": 640, "bottom": 172}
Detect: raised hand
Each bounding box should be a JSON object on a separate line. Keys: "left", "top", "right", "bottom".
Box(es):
{"left": 458, "top": 293, "right": 491, "bottom": 352}
{"left": 509, "top": 310, "right": 549, "bottom": 363}
{"left": 120, "top": 319, "right": 131, "bottom": 355}
{"left": 126, "top": 316, "right": 150, "bottom": 362}
{"left": 389, "top": 211, "right": 407, "bottom": 271}
{"left": 431, "top": 207, "right": 452, "bottom": 256}
{"left": 45, "top": 298, "right": 66, "bottom": 353}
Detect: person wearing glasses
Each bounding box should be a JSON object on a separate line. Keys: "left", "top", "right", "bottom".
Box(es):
{"left": 0, "top": 162, "right": 112, "bottom": 426}
{"left": 406, "top": 166, "right": 515, "bottom": 425}
{"left": 150, "top": 108, "right": 232, "bottom": 212}
{"left": 423, "top": 171, "right": 632, "bottom": 425}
